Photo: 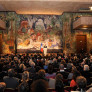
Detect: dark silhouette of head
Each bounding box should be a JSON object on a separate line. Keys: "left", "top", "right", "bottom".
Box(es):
{"left": 31, "top": 79, "right": 48, "bottom": 92}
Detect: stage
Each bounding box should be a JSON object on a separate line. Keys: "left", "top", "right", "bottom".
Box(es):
{"left": 17, "top": 49, "right": 63, "bottom": 53}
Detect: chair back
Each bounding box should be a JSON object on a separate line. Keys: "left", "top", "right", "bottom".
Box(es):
{"left": 48, "top": 88, "right": 56, "bottom": 92}
{"left": 4, "top": 88, "right": 18, "bottom": 92}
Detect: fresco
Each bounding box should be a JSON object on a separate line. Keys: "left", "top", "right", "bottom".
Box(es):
{"left": 62, "top": 13, "right": 92, "bottom": 53}
{"left": 16, "top": 15, "right": 63, "bottom": 52}
{"left": 1, "top": 12, "right": 92, "bottom": 54}
{"left": 0, "top": 12, "right": 15, "bottom": 54}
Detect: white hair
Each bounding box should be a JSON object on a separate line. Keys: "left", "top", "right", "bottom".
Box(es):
{"left": 30, "top": 62, "right": 35, "bottom": 67}
{"left": 29, "top": 59, "right": 33, "bottom": 66}
{"left": 84, "top": 65, "right": 89, "bottom": 71}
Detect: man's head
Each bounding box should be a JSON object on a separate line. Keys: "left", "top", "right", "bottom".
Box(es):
{"left": 83, "top": 65, "right": 89, "bottom": 71}
{"left": 8, "top": 69, "right": 14, "bottom": 77}
{"left": 59, "top": 64, "right": 64, "bottom": 70}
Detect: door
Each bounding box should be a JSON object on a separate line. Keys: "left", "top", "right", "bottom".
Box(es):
{"left": 76, "top": 35, "right": 87, "bottom": 53}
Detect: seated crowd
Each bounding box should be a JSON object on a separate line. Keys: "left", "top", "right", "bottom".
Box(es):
{"left": 0, "top": 53, "right": 92, "bottom": 92}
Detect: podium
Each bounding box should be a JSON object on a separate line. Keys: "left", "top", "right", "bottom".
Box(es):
{"left": 44, "top": 46, "right": 47, "bottom": 56}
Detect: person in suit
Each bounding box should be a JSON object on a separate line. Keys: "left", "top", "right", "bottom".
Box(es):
{"left": 56, "top": 64, "right": 69, "bottom": 79}
{"left": 44, "top": 44, "right": 47, "bottom": 56}
{"left": 3, "top": 69, "right": 19, "bottom": 89}
{"left": 81, "top": 65, "right": 91, "bottom": 85}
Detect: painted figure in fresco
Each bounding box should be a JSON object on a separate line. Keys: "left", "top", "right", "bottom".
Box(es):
{"left": 18, "top": 20, "right": 28, "bottom": 34}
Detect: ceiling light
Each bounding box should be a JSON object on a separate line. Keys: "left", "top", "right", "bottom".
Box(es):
{"left": 82, "top": 28, "right": 87, "bottom": 30}
{"left": 16, "top": 11, "right": 62, "bottom": 15}
{"left": 89, "top": 6, "right": 92, "bottom": 10}
{"left": 83, "top": 25, "right": 88, "bottom": 28}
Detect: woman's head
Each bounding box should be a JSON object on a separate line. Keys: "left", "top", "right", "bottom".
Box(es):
{"left": 76, "top": 76, "right": 87, "bottom": 90}
{"left": 48, "top": 64, "right": 53, "bottom": 74}
{"left": 38, "top": 69, "right": 45, "bottom": 77}
{"left": 55, "top": 74, "right": 64, "bottom": 92}
{"left": 22, "top": 71, "right": 29, "bottom": 81}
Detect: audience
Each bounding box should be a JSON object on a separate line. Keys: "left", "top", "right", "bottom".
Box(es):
{"left": 0, "top": 53, "right": 91, "bottom": 92}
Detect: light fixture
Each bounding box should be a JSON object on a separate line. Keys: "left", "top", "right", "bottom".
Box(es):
{"left": 82, "top": 28, "right": 87, "bottom": 30}
{"left": 89, "top": 6, "right": 92, "bottom": 10}
{"left": 16, "top": 11, "right": 63, "bottom": 15}
{"left": 83, "top": 25, "right": 88, "bottom": 28}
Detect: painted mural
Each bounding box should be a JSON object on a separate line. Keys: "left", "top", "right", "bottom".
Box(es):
{"left": 1, "top": 12, "right": 92, "bottom": 54}
{"left": 16, "top": 15, "right": 63, "bottom": 52}
{"left": 0, "top": 12, "right": 15, "bottom": 54}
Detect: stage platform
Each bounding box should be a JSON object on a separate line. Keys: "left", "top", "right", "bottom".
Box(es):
{"left": 17, "top": 49, "right": 63, "bottom": 53}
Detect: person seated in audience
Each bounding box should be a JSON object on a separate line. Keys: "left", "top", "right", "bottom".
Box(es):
{"left": 53, "top": 58, "right": 59, "bottom": 69}
{"left": 18, "top": 81, "right": 29, "bottom": 92}
{"left": 43, "top": 59, "right": 49, "bottom": 72}
{"left": 3, "top": 69, "right": 19, "bottom": 89}
{"left": 36, "top": 59, "right": 44, "bottom": 68}
{"left": 70, "top": 68, "right": 81, "bottom": 90}
{"left": 56, "top": 64, "right": 69, "bottom": 79}
{"left": 0, "top": 82, "right": 6, "bottom": 92}
{"left": 34, "top": 69, "right": 48, "bottom": 81}
{"left": 28, "top": 59, "right": 36, "bottom": 73}
{"left": 18, "top": 64, "right": 26, "bottom": 73}
{"left": 45, "top": 64, "right": 56, "bottom": 79}
{"left": 55, "top": 73, "right": 64, "bottom": 92}
{"left": 76, "top": 76, "right": 87, "bottom": 92}
{"left": 31, "top": 79, "right": 49, "bottom": 92}
{"left": 8, "top": 61, "right": 16, "bottom": 69}
{"left": 66, "top": 63, "right": 73, "bottom": 80}
{"left": 21, "top": 71, "right": 32, "bottom": 88}
{"left": 21, "top": 71, "right": 29, "bottom": 81}
{"left": 81, "top": 64, "right": 91, "bottom": 85}
{"left": 78, "top": 60, "right": 85, "bottom": 73}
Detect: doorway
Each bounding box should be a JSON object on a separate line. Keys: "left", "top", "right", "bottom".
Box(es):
{"left": 76, "top": 35, "right": 87, "bottom": 53}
